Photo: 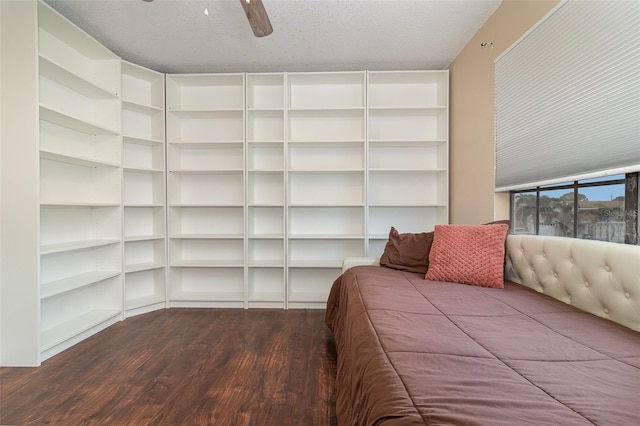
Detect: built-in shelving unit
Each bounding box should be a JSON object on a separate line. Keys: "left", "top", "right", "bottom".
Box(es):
{"left": 1, "top": 0, "right": 449, "bottom": 365}
{"left": 366, "top": 71, "right": 449, "bottom": 256}
{"left": 121, "top": 61, "right": 166, "bottom": 317}
{"left": 286, "top": 72, "right": 367, "bottom": 308}
{"left": 37, "top": 1, "right": 123, "bottom": 361}
{"left": 246, "top": 73, "right": 286, "bottom": 308}
{"left": 166, "top": 73, "right": 246, "bottom": 307}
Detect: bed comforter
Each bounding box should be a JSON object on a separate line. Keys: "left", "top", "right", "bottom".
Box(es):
{"left": 325, "top": 265, "right": 640, "bottom": 425}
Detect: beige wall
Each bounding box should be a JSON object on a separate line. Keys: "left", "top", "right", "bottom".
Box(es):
{"left": 449, "top": 0, "right": 559, "bottom": 224}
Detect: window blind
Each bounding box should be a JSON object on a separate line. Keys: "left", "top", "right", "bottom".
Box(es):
{"left": 495, "top": 0, "right": 640, "bottom": 191}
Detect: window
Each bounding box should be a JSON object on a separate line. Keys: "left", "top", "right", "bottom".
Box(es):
{"left": 510, "top": 173, "right": 638, "bottom": 245}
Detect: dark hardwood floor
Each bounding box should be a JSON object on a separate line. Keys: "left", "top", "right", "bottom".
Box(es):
{"left": 0, "top": 309, "right": 337, "bottom": 425}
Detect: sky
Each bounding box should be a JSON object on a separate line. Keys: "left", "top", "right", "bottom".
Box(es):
{"left": 541, "top": 184, "right": 625, "bottom": 202}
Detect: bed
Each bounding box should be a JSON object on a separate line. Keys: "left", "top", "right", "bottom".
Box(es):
{"left": 325, "top": 231, "right": 640, "bottom": 425}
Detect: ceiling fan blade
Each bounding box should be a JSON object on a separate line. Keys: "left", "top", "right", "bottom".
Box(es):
{"left": 239, "top": 0, "right": 273, "bottom": 37}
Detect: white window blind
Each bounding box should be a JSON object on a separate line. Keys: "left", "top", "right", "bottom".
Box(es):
{"left": 495, "top": 0, "right": 640, "bottom": 191}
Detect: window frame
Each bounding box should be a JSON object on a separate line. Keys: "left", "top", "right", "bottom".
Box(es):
{"left": 510, "top": 173, "right": 638, "bottom": 245}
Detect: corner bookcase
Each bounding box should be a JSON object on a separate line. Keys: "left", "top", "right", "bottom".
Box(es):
{"left": 1, "top": 0, "right": 448, "bottom": 366}
{"left": 37, "top": 0, "right": 123, "bottom": 361}
{"left": 121, "top": 61, "right": 167, "bottom": 317}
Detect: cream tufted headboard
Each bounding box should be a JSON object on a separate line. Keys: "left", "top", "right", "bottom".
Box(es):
{"left": 505, "top": 235, "right": 640, "bottom": 332}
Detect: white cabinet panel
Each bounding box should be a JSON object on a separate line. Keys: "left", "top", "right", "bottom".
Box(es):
{"left": 288, "top": 109, "right": 365, "bottom": 142}
{"left": 288, "top": 207, "right": 365, "bottom": 237}
{"left": 368, "top": 171, "right": 447, "bottom": 206}
{"left": 166, "top": 74, "right": 244, "bottom": 110}
{"left": 167, "top": 111, "right": 244, "bottom": 143}
{"left": 247, "top": 110, "right": 285, "bottom": 142}
{"left": 288, "top": 72, "right": 365, "bottom": 109}
{"left": 168, "top": 172, "right": 244, "bottom": 206}
{"left": 247, "top": 73, "right": 284, "bottom": 109}
{"left": 248, "top": 207, "right": 285, "bottom": 237}
{"left": 170, "top": 206, "right": 244, "bottom": 237}
{"left": 368, "top": 71, "right": 448, "bottom": 108}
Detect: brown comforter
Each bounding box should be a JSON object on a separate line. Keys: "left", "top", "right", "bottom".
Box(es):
{"left": 325, "top": 265, "right": 640, "bottom": 426}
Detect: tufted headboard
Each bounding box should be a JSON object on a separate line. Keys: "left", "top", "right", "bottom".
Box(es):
{"left": 505, "top": 234, "right": 640, "bottom": 332}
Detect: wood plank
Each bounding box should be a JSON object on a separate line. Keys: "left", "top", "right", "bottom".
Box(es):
{"left": 0, "top": 309, "right": 337, "bottom": 425}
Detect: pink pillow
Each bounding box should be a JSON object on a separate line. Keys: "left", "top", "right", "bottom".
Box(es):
{"left": 425, "top": 224, "right": 509, "bottom": 288}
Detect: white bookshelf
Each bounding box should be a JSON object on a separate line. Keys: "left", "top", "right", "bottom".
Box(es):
{"left": 246, "top": 73, "right": 286, "bottom": 308}
{"left": 122, "top": 61, "right": 166, "bottom": 317}
{"left": 166, "top": 73, "right": 246, "bottom": 307}
{"left": 366, "top": 71, "right": 449, "bottom": 257}
{"left": 2, "top": 0, "right": 450, "bottom": 366}
{"left": 286, "top": 72, "right": 367, "bottom": 307}
{"left": 36, "top": 0, "right": 123, "bottom": 362}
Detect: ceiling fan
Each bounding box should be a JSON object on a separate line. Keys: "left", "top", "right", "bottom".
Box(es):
{"left": 142, "top": 0, "right": 273, "bottom": 38}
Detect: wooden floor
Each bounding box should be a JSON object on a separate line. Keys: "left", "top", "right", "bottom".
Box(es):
{"left": 0, "top": 309, "right": 337, "bottom": 425}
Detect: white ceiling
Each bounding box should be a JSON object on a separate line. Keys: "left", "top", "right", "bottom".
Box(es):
{"left": 43, "top": 0, "right": 501, "bottom": 74}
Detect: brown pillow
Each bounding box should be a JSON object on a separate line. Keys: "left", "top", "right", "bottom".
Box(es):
{"left": 380, "top": 227, "right": 434, "bottom": 274}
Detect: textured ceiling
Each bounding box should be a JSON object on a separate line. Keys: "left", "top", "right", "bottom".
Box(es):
{"left": 43, "top": 0, "right": 501, "bottom": 74}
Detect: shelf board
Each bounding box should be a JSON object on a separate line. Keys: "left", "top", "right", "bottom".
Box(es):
{"left": 40, "top": 149, "right": 120, "bottom": 168}
{"left": 123, "top": 135, "right": 164, "bottom": 146}
{"left": 247, "top": 203, "right": 285, "bottom": 208}
{"left": 170, "top": 291, "right": 244, "bottom": 302}
{"left": 287, "top": 139, "right": 365, "bottom": 145}
{"left": 368, "top": 203, "right": 447, "bottom": 207}
{"left": 288, "top": 169, "right": 364, "bottom": 174}
{"left": 248, "top": 292, "right": 285, "bottom": 302}
{"left": 40, "top": 202, "right": 120, "bottom": 208}
{"left": 168, "top": 141, "right": 243, "bottom": 147}
{"left": 170, "top": 233, "right": 244, "bottom": 240}
{"left": 287, "top": 291, "right": 333, "bottom": 303}
{"left": 169, "top": 169, "right": 243, "bottom": 175}
{"left": 288, "top": 106, "right": 365, "bottom": 112}
{"left": 247, "top": 261, "right": 285, "bottom": 268}
{"left": 170, "top": 260, "right": 244, "bottom": 268}
{"left": 122, "top": 99, "right": 163, "bottom": 114}
{"left": 125, "top": 295, "right": 166, "bottom": 311}
{"left": 368, "top": 139, "right": 447, "bottom": 147}
{"left": 167, "top": 109, "right": 243, "bottom": 117}
{"left": 41, "top": 309, "right": 121, "bottom": 351}
{"left": 247, "top": 169, "right": 285, "bottom": 174}
{"left": 369, "top": 234, "right": 392, "bottom": 240}
{"left": 368, "top": 168, "right": 447, "bottom": 174}
{"left": 288, "top": 203, "right": 365, "bottom": 208}
{"left": 367, "top": 106, "right": 447, "bottom": 112}
{"left": 288, "top": 260, "right": 344, "bottom": 268}
{"left": 169, "top": 203, "right": 244, "bottom": 208}
{"left": 39, "top": 105, "right": 119, "bottom": 136}
{"left": 288, "top": 234, "right": 365, "bottom": 240}
{"left": 123, "top": 166, "right": 164, "bottom": 174}
{"left": 41, "top": 271, "right": 121, "bottom": 300}
{"left": 247, "top": 140, "right": 285, "bottom": 145}
{"left": 247, "top": 107, "right": 285, "bottom": 112}
{"left": 124, "top": 203, "right": 165, "bottom": 208}
{"left": 247, "top": 234, "right": 285, "bottom": 239}
{"left": 125, "top": 262, "right": 166, "bottom": 274}
{"left": 39, "top": 54, "right": 118, "bottom": 99}
{"left": 41, "top": 239, "right": 120, "bottom": 255}
{"left": 124, "top": 235, "right": 165, "bottom": 243}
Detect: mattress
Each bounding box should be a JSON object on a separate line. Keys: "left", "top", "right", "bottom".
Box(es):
{"left": 325, "top": 265, "right": 640, "bottom": 425}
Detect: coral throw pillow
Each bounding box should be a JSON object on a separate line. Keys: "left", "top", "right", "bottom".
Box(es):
{"left": 425, "top": 224, "right": 509, "bottom": 288}
{"left": 380, "top": 227, "right": 434, "bottom": 274}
